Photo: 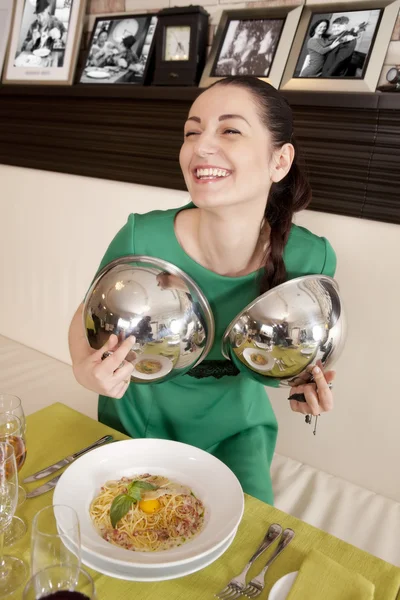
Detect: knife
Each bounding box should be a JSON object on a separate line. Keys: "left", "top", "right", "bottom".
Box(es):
{"left": 23, "top": 435, "right": 113, "bottom": 484}
{"left": 26, "top": 473, "right": 64, "bottom": 498}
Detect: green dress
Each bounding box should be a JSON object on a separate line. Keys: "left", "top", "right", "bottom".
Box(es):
{"left": 96, "top": 205, "right": 336, "bottom": 504}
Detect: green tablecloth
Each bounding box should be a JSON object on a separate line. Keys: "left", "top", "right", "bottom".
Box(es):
{"left": 234, "top": 341, "right": 312, "bottom": 378}
{"left": 9, "top": 403, "right": 400, "bottom": 599}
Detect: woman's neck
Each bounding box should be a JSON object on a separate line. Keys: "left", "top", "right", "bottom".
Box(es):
{"left": 176, "top": 204, "right": 269, "bottom": 277}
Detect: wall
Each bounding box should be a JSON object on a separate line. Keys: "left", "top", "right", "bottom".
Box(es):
{"left": 1, "top": 163, "right": 400, "bottom": 505}
{"left": 83, "top": 0, "right": 400, "bottom": 88}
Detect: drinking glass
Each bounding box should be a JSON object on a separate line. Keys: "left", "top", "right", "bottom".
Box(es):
{"left": 23, "top": 565, "right": 96, "bottom": 599}
{"left": 0, "top": 412, "right": 27, "bottom": 544}
{"left": 0, "top": 394, "right": 27, "bottom": 524}
{"left": 0, "top": 394, "right": 26, "bottom": 433}
{"left": 31, "top": 505, "right": 81, "bottom": 576}
{"left": 0, "top": 441, "right": 27, "bottom": 596}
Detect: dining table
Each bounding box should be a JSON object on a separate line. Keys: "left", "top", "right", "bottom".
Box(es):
{"left": 9, "top": 402, "right": 400, "bottom": 599}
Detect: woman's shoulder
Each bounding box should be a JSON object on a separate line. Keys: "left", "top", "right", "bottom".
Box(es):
{"left": 134, "top": 205, "right": 183, "bottom": 226}
{"left": 284, "top": 223, "right": 337, "bottom": 277}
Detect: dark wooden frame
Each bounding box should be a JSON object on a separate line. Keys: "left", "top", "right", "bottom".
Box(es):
{"left": 0, "top": 84, "right": 399, "bottom": 224}
{"left": 78, "top": 13, "right": 157, "bottom": 86}
{"left": 153, "top": 6, "right": 209, "bottom": 86}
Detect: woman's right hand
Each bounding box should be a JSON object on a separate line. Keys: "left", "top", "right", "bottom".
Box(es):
{"left": 72, "top": 334, "right": 135, "bottom": 399}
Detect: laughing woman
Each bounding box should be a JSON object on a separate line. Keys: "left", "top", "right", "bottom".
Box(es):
{"left": 68, "top": 76, "right": 336, "bottom": 505}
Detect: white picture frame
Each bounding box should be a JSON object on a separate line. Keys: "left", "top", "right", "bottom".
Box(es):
{"left": 280, "top": 0, "right": 400, "bottom": 92}
{"left": 199, "top": 5, "right": 304, "bottom": 90}
{"left": 2, "top": 0, "right": 87, "bottom": 85}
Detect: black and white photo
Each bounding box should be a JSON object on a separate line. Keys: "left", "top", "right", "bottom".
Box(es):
{"left": 200, "top": 6, "right": 304, "bottom": 90}
{"left": 280, "top": 0, "right": 399, "bottom": 92}
{"left": 294, "top": 9, "right": 382, "bottom": 78}
{"left": 3, "top": 0, "right": 85, "bottom": 84}
{"left": 80, "top": 15, "right": 157, "bottom": 84}
{"left": 14, "top": 0, "right": 72, "bottom": 69}
{"left": 212, "top": 18, "right": 285, "bottom": 78}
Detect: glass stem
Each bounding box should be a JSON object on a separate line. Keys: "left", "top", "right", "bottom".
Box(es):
{"left": 0, "top": 531, "right": 6, "bottom": 575}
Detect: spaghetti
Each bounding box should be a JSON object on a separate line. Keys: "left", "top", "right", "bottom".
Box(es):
{"left": 90, "top": 474, "right": 205, "bottom": 552}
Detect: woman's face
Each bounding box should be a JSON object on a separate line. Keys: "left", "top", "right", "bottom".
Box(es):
{"left": 259, "top": 30, "right": 273, "bottom": 54}
{"left": 315, "top": 22, "right": 328, "bottom": 36}
{"left": 179, "top": 85, "right": 275, "bottom": 212}
{"left": 232, "top": 30, "right": 248, "bottom": 55}
{"left": 98, "top": 31, "right": 108, "bottom": 46}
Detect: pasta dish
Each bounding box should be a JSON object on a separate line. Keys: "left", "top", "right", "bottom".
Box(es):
{"left": 135, "top": 359, "right": 162, "bottom": 375}
{"left": 90, "top": 474, "right": 205, "bottom": 552}
{"left": 250, "top": 352, "right": 267, "bottom": 366}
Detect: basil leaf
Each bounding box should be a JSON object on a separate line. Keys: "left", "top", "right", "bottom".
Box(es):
{"left": 128, "top": 487, "right": 142, "bottom": 502}
{"left": 132, "top": 481, "right": 158, "bottom": 491}
{"left": 110, "top": 494, "right": 134, "bottom": 528}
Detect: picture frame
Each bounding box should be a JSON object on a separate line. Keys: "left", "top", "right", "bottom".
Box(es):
{"left": 199, "top": 6, "right": 304, "bottom": 89}
{"left": 79, "top": 14, "right": 158, "bottom": 85}
{"left": 2, "top": 0, "right": 87, "bottom": 85}
{"left": 0, "top": 0, "right": 14, "bottom": 78}
{"left": 280, "top": 0, "right": 400, "bottom": 92}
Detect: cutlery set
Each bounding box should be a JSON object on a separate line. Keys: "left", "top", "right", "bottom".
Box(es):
{"left": 216, "top": 524, "right": 295, "bottom": 599}
{"left": 23, "top": 435, "right": 113, "bottom": 498}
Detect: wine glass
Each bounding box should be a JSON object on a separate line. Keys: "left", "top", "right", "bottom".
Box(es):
{"left": 0, "top": 413, "right": 27, "bottom": 545}
{"left": 31, "top": 505, "right": 81, "bottom": 576}
{"left": 0, "top": 394, "right": 27, "bottom": 511}
{"left": 0, "top": 441, "right": 27, "bottom": 596}
{"left": 0, "top": 394, "right": 26, "bottom": 433}
{"left": 23, "top": 565, "right": 96, "bottom": 599}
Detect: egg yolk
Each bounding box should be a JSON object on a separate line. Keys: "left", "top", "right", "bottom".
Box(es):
{"left": 139, "top": 499, "right": 161, "bottom": 514}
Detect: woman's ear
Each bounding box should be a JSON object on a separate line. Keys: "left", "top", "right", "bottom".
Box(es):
{"left": 270, "top": 143, "right": 295, "bottom": 183}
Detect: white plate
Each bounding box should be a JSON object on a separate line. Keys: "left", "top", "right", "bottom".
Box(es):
{"left": 14, "top": 54, "right": 42, "bottom": 67}
{"left": 53, "top": 439, "right": 244, "bottom": 570}
{"left": 81, "top": 528, "right": 237, "bottom": 581}
{"left": 254, "top": 341, "right": 272, "bottom": 350}
{"left": 300, "top": 348, "right": 314, "bottom": 356}
{"left": 243, "top": 348, "right": 275, "bottom": 372}
{"left": 131, "top": 353, "right": 173, "bottom": 380}
{"left": 268, "top": 571, "right": 298, "bottom": 599}
{"left": 33, "top": 48, "right": 50, "bottom": 57}
{"left": 86, "top": 70, "right": 111, "bottom": 79}
{"left": 112, "top": 18, "right": 139, "bottom": 43}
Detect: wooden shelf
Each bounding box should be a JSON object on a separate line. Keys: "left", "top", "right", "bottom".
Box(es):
{"left": 0, "top": 85, "right": 399, "bottom": 224}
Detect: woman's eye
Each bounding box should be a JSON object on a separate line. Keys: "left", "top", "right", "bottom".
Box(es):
{"left": 223, "top": 129, "right": 240, "bottom": 135}
{"left": 184, "top": 131, "right": 200, "bottom": 138}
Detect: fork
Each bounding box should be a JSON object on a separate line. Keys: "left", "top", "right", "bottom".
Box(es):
{"left": 242, "top": 528, "right": 295, "bottom": 598}
{"left": 215, "top": 523, "right": 282, "bottom": 599}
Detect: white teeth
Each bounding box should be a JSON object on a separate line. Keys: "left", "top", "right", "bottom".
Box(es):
{"left": 196, "top": 168, "right": 230, "bottom": 179}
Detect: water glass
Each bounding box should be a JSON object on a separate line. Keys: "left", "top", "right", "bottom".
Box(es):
{"left": 23, "top": 565, "right": 96, "bottom": 599}
{"left": 31, "top": 505, "right": 81, "bottom": 576}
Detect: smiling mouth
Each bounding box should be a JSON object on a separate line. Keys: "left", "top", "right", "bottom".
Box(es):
{"left": 193, "top": 167, "right": 232, "bottom": 182}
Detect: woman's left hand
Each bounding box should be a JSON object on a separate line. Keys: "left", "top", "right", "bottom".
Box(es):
{"left": 289, "top": 360, "right": 335, "bottom": 416}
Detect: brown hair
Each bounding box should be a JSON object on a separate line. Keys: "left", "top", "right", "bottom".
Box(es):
{"left": 206, "top": 76, "right": 312, "bottom": 293}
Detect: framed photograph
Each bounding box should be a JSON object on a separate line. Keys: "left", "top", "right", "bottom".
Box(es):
{"left": 0, "top": 0, "right": 14, "bottom": 78}
{"left": 199, "top": 6, "right": 303, "bottom": 89}
{"left": 2, "top": 0, "right": 86, "bottom": 85}
{"left": 79, "top": 14, "right": 158, "bottom": 84}
{"left": 280, "top": 0, "right": 400, "bottom": 92}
